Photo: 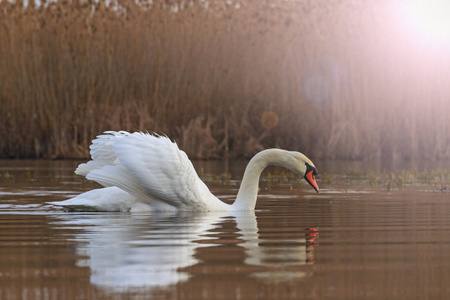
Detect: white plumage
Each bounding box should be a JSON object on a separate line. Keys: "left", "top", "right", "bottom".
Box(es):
{"left": 49, "top": 131, "right": 319, "bottom": 212}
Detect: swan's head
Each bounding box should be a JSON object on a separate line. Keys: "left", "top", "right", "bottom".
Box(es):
{"left": 253, "top": 149, "right": 320, "bottom": 193}
{"left": 291, "top": 152, "right": 319, "bottom": 193}
{"left": 304, "top": 162, "right": 319, "bottom": 193}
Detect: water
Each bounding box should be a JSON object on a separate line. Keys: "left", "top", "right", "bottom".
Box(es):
{"left": 1, "top": 160, "right": 450, "bottom": 299}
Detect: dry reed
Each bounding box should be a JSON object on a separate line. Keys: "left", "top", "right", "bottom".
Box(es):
{"left": 1, "top": 0, "right": 449, "bottom": 160}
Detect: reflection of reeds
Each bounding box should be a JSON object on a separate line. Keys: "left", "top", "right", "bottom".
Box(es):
{"left": 1, "top": 1, "right": 449, "bottom": 160}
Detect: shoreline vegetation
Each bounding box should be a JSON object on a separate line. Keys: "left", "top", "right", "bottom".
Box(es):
{"left": 2, "top": 160, "right": 449, "bottom": 192}
{"left": 1, "top": 0, "right": 449, "bottom": 160}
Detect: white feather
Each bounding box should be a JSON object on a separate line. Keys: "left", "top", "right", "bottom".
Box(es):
{"left": 49, "top": 131, "right": 318, "bottom": 212}
{"left": 50, "top": 187, "right": 152, "bottom": 212}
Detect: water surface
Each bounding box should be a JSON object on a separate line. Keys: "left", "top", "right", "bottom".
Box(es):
{"left": 1, "top": 160, "right": 450, "bottom": 299}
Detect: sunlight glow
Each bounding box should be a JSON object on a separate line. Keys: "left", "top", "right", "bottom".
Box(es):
{"left": 406, "top": 0, "right": 450, "bottom": 42}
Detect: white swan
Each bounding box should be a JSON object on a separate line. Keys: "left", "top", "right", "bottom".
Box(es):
{"left": 50, "top": 131, "right": 319, "bottom": 212}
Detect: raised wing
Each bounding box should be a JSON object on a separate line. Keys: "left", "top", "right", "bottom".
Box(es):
{"left": 75, "top": 131, "right": 128, "bottom": 176}
{"left": 84, "top": 131, "right": 224, "bottom": 211}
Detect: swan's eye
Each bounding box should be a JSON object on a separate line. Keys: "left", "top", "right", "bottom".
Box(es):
{"left": 305, "top": 163, "right": 317, "bottom": 176}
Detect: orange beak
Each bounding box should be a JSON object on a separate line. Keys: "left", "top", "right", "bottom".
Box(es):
{"left": 305, "top": 170, "right": 319, "bottom": 193}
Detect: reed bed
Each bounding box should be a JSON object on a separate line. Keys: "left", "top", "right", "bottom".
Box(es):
{"left": 1, "top": 0, "right": 449, "bottom": 160}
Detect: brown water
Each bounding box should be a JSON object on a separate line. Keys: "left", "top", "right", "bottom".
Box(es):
{"left": 1, "top": 160, "right": 450, "bottom": 300}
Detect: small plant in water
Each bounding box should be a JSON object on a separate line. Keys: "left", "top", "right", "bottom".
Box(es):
{"left": 1, "top": 170, "right": 11, "bottom": 180}
{"left": 323, "top": 172, "right": 335, "bottom": 184}
{"left": 345, "top": 168, "right": 367, "bottom": 181}
{"left": 210, "top": 172, "right": 231, "bottom": 186}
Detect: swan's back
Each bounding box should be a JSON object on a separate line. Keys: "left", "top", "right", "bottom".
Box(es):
{"left": 77, "top": 131, "right": 228, "bottom": 211}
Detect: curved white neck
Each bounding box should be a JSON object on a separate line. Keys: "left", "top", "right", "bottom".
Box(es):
{"left": 231, "top": 149, "right": 293, "bottom": 210}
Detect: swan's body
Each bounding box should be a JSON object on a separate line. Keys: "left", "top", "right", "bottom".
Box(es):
{"left": 50, "top": 131, "right": 319, "bottom": 212}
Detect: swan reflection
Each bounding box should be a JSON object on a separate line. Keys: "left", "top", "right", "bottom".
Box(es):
{"left": 52, "top": 210, "right": 318, "bottom": 291}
